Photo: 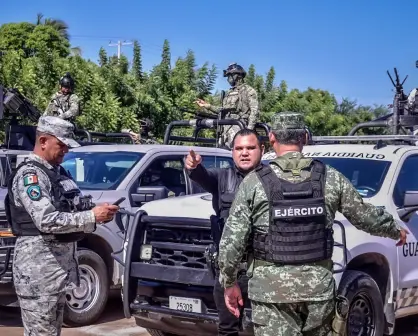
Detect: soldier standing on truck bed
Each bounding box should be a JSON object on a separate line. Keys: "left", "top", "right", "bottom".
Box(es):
{"left": 44, "top": 72, "right": 80, "bottom": 123}
{"left": 195, "top": 63, "right": 260, "bottom": 149}
{"left": 218, "top": 112, "right": 408, "bottom": 336}
{"left": 184, "top": 128, "right": 264, "bottom": 336}
{"left": 122, "top": 118, "right": 159, "bottom": 144}
{"left": 5, "top": 116, "right": 119, "bottom": 336}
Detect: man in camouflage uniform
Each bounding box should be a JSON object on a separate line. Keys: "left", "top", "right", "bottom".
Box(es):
{"left": 6, "top": 116, "right": 119, "bottom": 335}
{"left": 195, "top": 63, "right": 259, "bottom": 149}
{"left": 44, "top": 72, "right": 80, "bottom": 122}
{"left": 217, "top": 112, "right": 408, "bottom": 335}
{"left": 122, "top": 118, "right": 159, "bottom": 144}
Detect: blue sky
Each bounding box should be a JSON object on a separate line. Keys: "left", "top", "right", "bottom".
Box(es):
{"left": 1, "top": 0, "right": 418, "bottom": 106}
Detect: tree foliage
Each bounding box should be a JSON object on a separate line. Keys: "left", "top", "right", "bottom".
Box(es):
{"left": 0, "top": 18, "right": 391, "bottom": 142}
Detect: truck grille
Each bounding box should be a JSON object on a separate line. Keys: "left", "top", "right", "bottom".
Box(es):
{"left": 145, "top": 224, "right": 212, "bottom": 270}
{"left": 0, "top": 209, "right": 14, "bottom": 283}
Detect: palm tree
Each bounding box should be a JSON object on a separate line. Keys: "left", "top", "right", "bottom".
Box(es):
{"left": 36, "top": 13, "right": 82, "bottom": 56}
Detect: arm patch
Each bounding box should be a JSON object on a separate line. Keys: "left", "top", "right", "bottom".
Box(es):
{"left": 27, "top": 185, "right": 42, "bottom": 201}
{"left": 23, "top": 174, "right": 39, "bottom": 186}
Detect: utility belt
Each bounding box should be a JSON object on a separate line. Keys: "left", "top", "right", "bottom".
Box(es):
{"left": 252, "top": 258, "right": 333, "bottom": 268}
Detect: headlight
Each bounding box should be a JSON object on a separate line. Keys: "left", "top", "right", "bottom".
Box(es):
{"left": 140, "top": 244, "right": 152, "bottom": 260}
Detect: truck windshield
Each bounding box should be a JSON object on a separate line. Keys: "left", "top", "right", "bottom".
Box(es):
{"left": 62, "top": 151, "right": 145, "bottom": 190}
{"left": 261, "top": 157, "right": 391, "bottom": 198}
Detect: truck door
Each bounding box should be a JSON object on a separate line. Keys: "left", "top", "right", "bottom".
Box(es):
{"left": 129, "top": 155, "right": 187, "bottom": 210}
{"left": 392, "top": 154, "right": 418, "bottom": 297}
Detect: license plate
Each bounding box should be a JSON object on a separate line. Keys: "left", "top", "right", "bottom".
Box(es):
{"left": 169, "top": 296, "right": 202, "bottom": 313}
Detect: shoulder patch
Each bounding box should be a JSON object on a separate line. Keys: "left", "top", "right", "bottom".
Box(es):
{"left": 27, "top": 185, "right": 42, "bottom": 201}
{"left": 23, "top": 174, "right": 39, "bottom": 186}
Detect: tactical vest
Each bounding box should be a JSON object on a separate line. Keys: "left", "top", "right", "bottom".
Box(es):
{"left": 253, "top": 160, "right": 333, "bottom": 265}
{"left": 5, "top": 160, "right": 88, "bottom": 243}
{"left": 219, "top": 168, "right": 245, "bottom": 226}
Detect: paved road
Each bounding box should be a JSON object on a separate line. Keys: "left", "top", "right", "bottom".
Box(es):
{"left": 1, "top": 298, "right": 418, "bottom": 335}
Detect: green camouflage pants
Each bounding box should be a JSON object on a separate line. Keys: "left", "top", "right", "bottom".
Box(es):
{"left": 251, "top": 299, "right": 335, "bottom": 336}
{"left": 218, "top": 125, "right": 241, "bottom": 149}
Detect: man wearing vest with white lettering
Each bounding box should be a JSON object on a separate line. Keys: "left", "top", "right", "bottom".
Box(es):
{"left": 217, "top": 112, "right": 408, "bottom": 336}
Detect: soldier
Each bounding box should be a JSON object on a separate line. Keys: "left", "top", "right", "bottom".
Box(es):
{"left": 122, "top": 118, "right": 159, "bottom": 144}
{"left": 5, "top": 116, "right": 119, "bottom": 335}
{"left": 217, "top": 112, "right": 408, "bottom": 335}
{"left": 44, "top": 72, "right": 80, "bottom": 122}
{"left": 195, "top": 63, "right": 259, "bottom": 149}
{"left": 185, "top": 128, "right": 264, "bottom": 336}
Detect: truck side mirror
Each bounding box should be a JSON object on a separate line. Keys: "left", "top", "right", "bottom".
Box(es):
{"left": 397, "top": 190, "right": 418, "bottom": 222}
{"left": 131, "top": 186, "right": 169, "bottom": 205}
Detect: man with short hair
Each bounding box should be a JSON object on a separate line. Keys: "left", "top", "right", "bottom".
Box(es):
{"left": 185, "top": 128, "right": 264, "bottom": 336}
{"left": 6, "top": 116, "right": 119, "bottom": 336}
{"left": 218, "top": 112, "right": 408, "bottom": 335}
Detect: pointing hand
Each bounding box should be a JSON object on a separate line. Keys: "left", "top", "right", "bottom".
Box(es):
{"left": 185, "top": 149, "right": 202, "bottom": 170}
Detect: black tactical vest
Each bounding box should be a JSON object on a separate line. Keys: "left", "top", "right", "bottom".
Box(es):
{"left": 218, "top": 168, "right": 247, "bottom": 228}
{"left": 5, "top": 160, "right": 88, "bottom": 243}
{"left": 253, "top": 160, "right": 333, "bottom": 265}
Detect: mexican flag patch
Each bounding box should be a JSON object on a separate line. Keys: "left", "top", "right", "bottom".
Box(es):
{"left": 24, "top": 174, "right": 39, "bottom": 186}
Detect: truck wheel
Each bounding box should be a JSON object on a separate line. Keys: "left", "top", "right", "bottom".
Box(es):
{"left": 63, "top": 248, "right": 109, "bottom": 327}
{"left": 147, "top": 329, "right": 177, "bottom": 336}
{"left": 338, "top": 270, "right": 385, "bottom": 336}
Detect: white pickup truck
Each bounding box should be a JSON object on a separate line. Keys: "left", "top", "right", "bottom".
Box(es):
{"left": 121, "top": 134, "right": 418, "bottom": 336}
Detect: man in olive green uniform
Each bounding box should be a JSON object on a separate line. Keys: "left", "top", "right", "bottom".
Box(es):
{"left": 217, "top": 112, "right": 408, "bottom": 335}
{"left": 195, "top": 63, "right": 259, "bottom": 149}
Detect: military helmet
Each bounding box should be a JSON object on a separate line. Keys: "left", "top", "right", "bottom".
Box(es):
{"left": 223, "top": 63, "right": 246, "bottom": 78}
{"left": 60, "top": 72, "right": 75, "bottom": 90}
{"left": 140, "top": 118, "right": 154, "bottom": 130}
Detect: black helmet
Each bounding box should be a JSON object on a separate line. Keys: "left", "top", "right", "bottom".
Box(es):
{"left": 223, "top": 63, "right": 246, "bottom": 78}
{"left": 59, "top": 72, "right": 75, "bottom": 90}
{"left": 140, "top": 118, "right": 154, "bottom": 130}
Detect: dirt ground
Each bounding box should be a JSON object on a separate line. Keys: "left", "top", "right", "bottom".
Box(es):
{"left": 1, "top": 298, "right": 418, "bottom": 335}
{"left": 0, "top": 298, "right": 149, "bottom": 336}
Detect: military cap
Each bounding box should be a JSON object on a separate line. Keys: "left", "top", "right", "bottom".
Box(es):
{"left": 270, "top": 112, "right": 305, "bottom": 132}
{"left": 37, "top": 116, "right": 80, "bottom": 148}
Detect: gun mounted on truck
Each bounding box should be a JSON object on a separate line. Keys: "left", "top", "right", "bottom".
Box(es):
{"left": 349, "top": 67, "right": 418, "bottom": 136}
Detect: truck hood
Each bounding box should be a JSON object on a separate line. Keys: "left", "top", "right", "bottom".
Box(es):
{"left": 139, "top": 192, "right": 383, "bottom": 223}
{"left": 140, "top": 193, "right": 215, "bottom": 218}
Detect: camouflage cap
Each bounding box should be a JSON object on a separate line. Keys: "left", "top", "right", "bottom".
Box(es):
{"left": 270, "top": 112, "right": 305, "bottom": 132}
{"left": 37, "top": 116, "right": 80, "bottom": 148}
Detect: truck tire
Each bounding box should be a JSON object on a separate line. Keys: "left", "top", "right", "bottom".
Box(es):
{"left": 147, "top": 329, "right": 176, "bottom": 336}
{"left": 63, "top": 248, "right": 109, "bottom": 327}
{"left": 338, "top": 270, "right": 385, "bottom": 336}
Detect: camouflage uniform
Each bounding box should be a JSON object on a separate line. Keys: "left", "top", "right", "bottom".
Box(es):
{"left": 9, "top": 116, "right": 96, "bottom": 336}
{"left": 203, "top": 64, "right": 259, "bottom": 149}
{"left": 218, "top": 112, "right": 402, "bottom": 335}
{"left": 121, "top": 129, "right": 160, "bottom": 144}
{"left": 44, "top": 92, "right": 80, "bottom": 121}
